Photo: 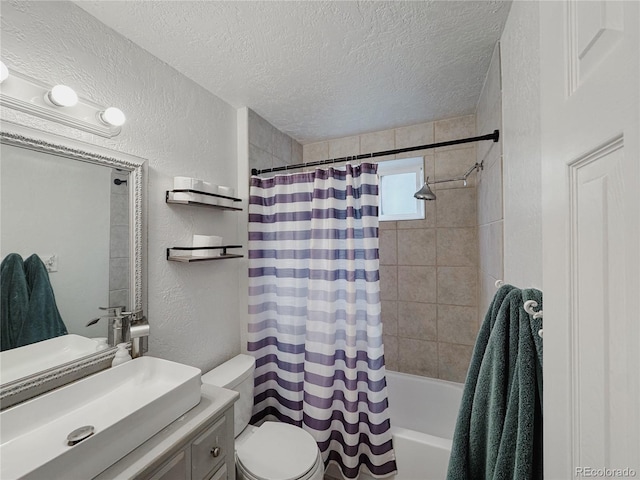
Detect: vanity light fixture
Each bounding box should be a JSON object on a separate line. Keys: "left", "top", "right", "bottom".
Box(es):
{"left": 46, "top": 84, "right": 79, "bottom": 107}
{"left": 0, "top": 63, "right": 124, "bottom": 138}
{"left": 99, "top": 107, "right": 126, "bottom": 127}
{"left": 0, "top": 61, "right": 8, "bottom": 83}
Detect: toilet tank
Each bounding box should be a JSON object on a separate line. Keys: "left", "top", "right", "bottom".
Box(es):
{"left": 201, "top": 354, "right": 255, "bottom": 438}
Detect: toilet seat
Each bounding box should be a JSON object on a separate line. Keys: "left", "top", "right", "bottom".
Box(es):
{"left": 236, "top": 422, "right": 321, "bottom": 480}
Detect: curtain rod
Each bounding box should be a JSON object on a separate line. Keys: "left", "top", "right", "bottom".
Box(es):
{"left": 251, "top": 129, "right": 499, "bottom": 176}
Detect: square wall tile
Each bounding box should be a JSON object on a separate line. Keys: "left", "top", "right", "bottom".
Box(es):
{"left": 438, "top": 343, "right": 473, "bottom": 383}
{"left": 434, "top": 147, "right": 477, "bottom": 189}
{"left": 291, "top": 140, "right": 303, "bottom": 165}
{"left": 360, "top": 129, "right": 395, "bottom": 154}
{"left": 437, "top": 305, "right": 478, "bottom": 345}
{"left": 398, "top": 266, "right": 437, "bottom": 303}
{"left": 303, "top": 141, "right": 329, "bottom": 163}
{"left": 110, "top": 193, "right": 129, "bottom": 227}
{"left": 380, "top": 265, "right": 398, "bottom": 301}
{"left": 110, "top": 225, "right": 130, "bottom": 258}
{"left": 381, "top": 301, "right": 398, "bottom": 336}
{"left": 329, "top": 136, "right": 360, "bottom": 158}
{"left": 383, "top": 335, "right": 399, "bottom": 371}
{"left": 437, "top": 266, "right": 477, "bottom": 306}
{"left": 477, "top": 157, "right": 503, "bottom": 225}
{"left": 273, "top": 130, "right": 292, "bottom": 164}
{"left": 248, "top": 109, "right": 275, "bottom": 153}
{"left": 436, "top": 228, "right": 478, "bottom": 267}
{"left": 397, "top": 202, "right": 436, "bottom": 229}
{"left": 398, "top": 338, "right": 438, "bottom": 377}
{"left": 379, "top": 220, "right": 397, "bottom": 230}
{"left": 109, "top": 289, "right": 129, "bottom": 311}
{"left": 434, "top": 115, "right": 476, "bottom": 151}
{"left": 395, "top": 122, "right": 434, "bottom": 149}
{"left": 398, "top": 301, "right": 437, "bottom": 341}
{"left": 477, "top": 138, "right": 502, "bottom": 173}
{"left": 379, "top": 229, "right": 397, "bottom": 265}
{"left": 109, "top": 257, "right": 129, "bottom": 291}
{"left": 436, "top": 188, "right": 477, "bottom": 228}
{"left": 397, "top": 228, "right": 436, "bottom": 266}
{"left": 478, "top": 221, "right": 503, "bottom": 279}
{"left": 478, "top": 272, "right": 499, "bottom": 327}
{"left": 249, "top": 144, "right": 274, "bottom": 172}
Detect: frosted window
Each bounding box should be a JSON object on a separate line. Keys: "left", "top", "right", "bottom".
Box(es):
{"left": 377, "top": 157, "right": 425, "bottom": 221}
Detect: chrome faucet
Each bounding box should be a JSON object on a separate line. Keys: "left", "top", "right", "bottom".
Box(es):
{"left": 128, "top": 310, "right": 149, "bottom": 358}
{"left": 86, "top": 306, "right": 131, "bottom": 347}
{"left": 86, "top": 307, "right": 149, "bottom": 356}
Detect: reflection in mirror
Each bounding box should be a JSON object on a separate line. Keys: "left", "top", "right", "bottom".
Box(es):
{"left": 0, "top": 124, "right": 145, "bottom": 409}
{"left": 1, "top": 144, "right": 130, "bottom": 351}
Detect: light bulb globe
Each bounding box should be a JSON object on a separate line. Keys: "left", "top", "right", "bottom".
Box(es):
{"left": 100, "top": 107, "right": 126, "bottom": 127}
{"left": 48, "top": 85, "right": 78, "bottom": 107}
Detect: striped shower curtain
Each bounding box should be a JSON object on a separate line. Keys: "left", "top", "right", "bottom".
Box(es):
{"left": 248, "top": 163, "right": 397, "bottom": 479}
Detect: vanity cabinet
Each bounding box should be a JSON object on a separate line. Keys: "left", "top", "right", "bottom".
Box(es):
{"left": 94, "top": 385, "right": 238, "bottom": 480}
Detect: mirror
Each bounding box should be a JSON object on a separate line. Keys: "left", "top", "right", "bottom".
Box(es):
{"left": 0, "top": 122, "right": 146, "bottom": 408}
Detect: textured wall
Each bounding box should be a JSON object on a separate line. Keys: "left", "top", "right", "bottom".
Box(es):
{"left": 76, "top": 1, "right": 512, "bottom": 143}
{"left": 303, "top": 115, "right": 478, "bottom": 383}
{"left": 500, "top": 1, "right": 542, "bottom": 289}
{"left": 476, "top": 44, "right": 505, "bottom": 324}
{"left": 0, "top": 0, "right": 241, "bottom": 373}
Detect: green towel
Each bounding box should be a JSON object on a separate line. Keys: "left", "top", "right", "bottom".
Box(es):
{"left": 1, "top": 253, "right": 30, "bottom": 351}
{"left": 17, "top": 254, "right": 68, "bottom": 347}
{"left": 447, "top": 285, "right": 543, "bottom": 480}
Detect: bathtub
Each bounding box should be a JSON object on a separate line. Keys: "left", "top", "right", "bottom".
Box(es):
{"left": 326, "top": 370, "right": 464, "bottom": 480}
{"left": 383, "top": 371, "right": 464, "bottom": 480}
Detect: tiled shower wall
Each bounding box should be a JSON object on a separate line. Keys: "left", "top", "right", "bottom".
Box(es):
{"left": 302, "top": 115, "right": 479, "bottom": 383}
{"left": 476, "top": 44, "right": 505, "bottom": 324}
{"left": 248, "top": 109, "right": 303, "bottom": 172}
{"left": 109, "top": 169, "right": 130, "bottom": 309}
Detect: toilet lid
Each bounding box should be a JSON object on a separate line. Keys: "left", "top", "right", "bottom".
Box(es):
{"left": 236, "top": 422, "right": 319, "bottom": 480}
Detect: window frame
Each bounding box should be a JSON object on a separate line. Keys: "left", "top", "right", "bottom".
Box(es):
{"left": 377, "top": 156, "right": 425, "bottom": 222}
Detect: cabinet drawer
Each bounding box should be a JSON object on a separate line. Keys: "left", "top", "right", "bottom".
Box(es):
{"left": 206, "top": 464, "right": 227, "bottom": 480}
{"left": 192, "top": 416, "right": 226, "bottom": 480}
{"left": 147, "top": 449, "right": 189, "bottom": 480}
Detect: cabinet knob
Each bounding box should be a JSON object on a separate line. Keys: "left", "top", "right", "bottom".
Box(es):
{"left": 210, "top": 446, "right": 221, "bottom": 458}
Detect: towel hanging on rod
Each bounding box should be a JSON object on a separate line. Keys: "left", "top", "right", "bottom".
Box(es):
{"left": 495, "top": 280, "right": 544, "bottom": 338}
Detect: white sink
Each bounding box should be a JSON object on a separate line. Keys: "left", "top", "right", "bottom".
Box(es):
{"left": 0, "top": 334, "right": 100, "bottom": 384}
{"left": 0, "top": 356, "right": 201, "bottom": 479}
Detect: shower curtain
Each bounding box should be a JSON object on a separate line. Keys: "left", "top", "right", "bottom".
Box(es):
{"left": 248, "top": 163, "right": 397, "bottom": 479}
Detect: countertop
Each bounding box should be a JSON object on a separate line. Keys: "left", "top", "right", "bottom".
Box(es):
{"left": 94, "top": 384, "right": 238, "bottom": 479}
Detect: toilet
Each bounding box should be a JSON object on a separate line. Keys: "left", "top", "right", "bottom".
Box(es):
{"left": 201, "top": 354, "right": 325, "bottom": 480}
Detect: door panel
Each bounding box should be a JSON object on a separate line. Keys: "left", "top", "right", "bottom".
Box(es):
{"left": 541, "top": 0, "right": 639, "bottom": 477}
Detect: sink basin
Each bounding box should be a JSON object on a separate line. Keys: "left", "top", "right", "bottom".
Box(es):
{"left": 0, "top": 334, "right": 100, "bottom": 384}
{"left": 0, "top": 356, "right": 201, "bottom": 479}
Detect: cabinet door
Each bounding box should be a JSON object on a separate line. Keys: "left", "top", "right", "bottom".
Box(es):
{"left": 191, "top": 416, "right": 227, "bottom": 480}
{"left": 147, "top": 449, "right": 190, "bottom": 480}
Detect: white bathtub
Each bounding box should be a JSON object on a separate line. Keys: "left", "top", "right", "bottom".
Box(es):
{"left": 383, "top": 370, "right": 464, "bottom": 480}
{"left": 326, "top": 370, "right": 464, "bottom": 480}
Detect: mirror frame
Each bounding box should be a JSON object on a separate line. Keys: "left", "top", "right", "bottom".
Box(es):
{"left": 0, "top": 121, "right": 146, "bottom": 409}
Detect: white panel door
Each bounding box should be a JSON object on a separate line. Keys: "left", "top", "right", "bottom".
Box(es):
{"left": 540, "top": 1, "right": 639, "bottom": 478}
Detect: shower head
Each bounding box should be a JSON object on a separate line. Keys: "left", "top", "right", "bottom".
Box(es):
{"left": 414, "top": 163, "right": 482, "bottom": 201}
{"left": 414, "top": 179, "right": 436, "bottom": 201}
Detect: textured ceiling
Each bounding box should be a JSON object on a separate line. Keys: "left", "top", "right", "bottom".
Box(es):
{"left": 75, "top": 1, "right": 511, "bottom": 144}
